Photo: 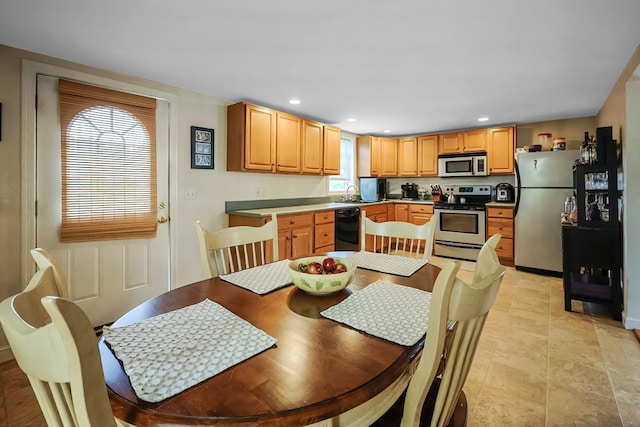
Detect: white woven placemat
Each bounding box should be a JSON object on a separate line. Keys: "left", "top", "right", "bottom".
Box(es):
{"left": 320, "top": 280, "right": 432, "bottom": 346}
{"left": 219, "top": 259, "right": 293, "bottom": 294}
{"left": 102, "top": 299, "right": 276, "bottom": 402}
{"left": 348, "top": 251, "right": 428, "bottom": 277}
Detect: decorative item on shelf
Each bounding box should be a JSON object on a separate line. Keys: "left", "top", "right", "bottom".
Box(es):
{"left": 553, "top": 137, "right": 566, "bottom": 151}
{"left": 538, "top": 133, "right": 552, "bottom": 147}
{"left": 586, "top": 201, "right": 602, "bottom": 221}
{"left": 191, "top": 126, "right": 214, "bottom": 169}
{"left": 417, "top": 187, "right": 427, "bottom": 200}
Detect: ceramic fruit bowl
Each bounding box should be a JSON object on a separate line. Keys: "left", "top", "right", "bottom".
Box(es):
{"left": 289, "top": 256, "right": 357, "bottom": 295}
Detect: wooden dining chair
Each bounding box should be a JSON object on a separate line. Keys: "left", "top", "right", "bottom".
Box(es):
{"left": 360, "top": 211, "right": 438, "bottom": 260}
{"left": 30, "top": 247, "right": 70, "bottom": 299}
{"left": 195, "top": 213, "right": 279, "bottom": 278}
{"left": 0, "top": 267, "right": 134, "bottom": 427}
{"left": 368, "top": 233, "right": 506, "bottom": 427}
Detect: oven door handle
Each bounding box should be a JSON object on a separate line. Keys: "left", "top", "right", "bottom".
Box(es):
{"left": 435, "top": 240, "right": 484, "bottom": 249}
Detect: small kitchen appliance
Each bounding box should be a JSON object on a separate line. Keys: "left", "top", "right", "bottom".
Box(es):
{"left": 495, "top": 183, "right": 515, "bottom": 202}
{"left": 401, "top": 182, "right": 418, "bottom": 199}
{"left": 438, "top": 152, "right": 488, "bottom": 178}
{"left": 359, "top": 177, "right": 387, "bottom": 202}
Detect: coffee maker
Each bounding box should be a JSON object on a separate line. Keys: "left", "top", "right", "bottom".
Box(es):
{"left": 495, "top": 183, "right": 515, "bottom": 202}
{"left": 401, "top": 182, "right": 418, "bottom": 200}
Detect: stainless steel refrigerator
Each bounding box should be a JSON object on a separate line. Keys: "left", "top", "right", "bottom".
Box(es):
{"left": 514, "top": 150, "right": 580, "bottom": 275}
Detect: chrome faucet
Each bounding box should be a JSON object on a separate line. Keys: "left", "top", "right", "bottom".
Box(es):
{"left": 345, "top": 184, "right": 359, "bottom": 202}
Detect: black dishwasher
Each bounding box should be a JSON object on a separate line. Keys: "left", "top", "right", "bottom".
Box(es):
{"left": 335, "top": 207, "right": 360, "bottom": 251}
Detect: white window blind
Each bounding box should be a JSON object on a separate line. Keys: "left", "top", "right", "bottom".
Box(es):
{"left": 58, "top": 79, "right": 157, "bottom": 242}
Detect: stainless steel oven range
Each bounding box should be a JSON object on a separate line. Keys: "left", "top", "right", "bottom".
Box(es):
{"left": 434, "top": 185, "right": 491, "bottom": 261}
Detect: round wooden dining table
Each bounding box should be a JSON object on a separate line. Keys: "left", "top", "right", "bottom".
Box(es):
{"left": 99, "top": 252, "right": 441, "bottom": 426}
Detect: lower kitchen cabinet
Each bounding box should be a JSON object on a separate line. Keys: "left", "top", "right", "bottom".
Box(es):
{"left": 361, "top": 204, "right": 388, "bottom": 223}
{"left": 314, "top": 211, "right": 335, "bottom": 253}
{"left": 277, "top": 213, "right": 314, "bottom": 259}
{"left": 486, "top": 206, "right": 514, "bottom": 264}
{"left": 361, "top": 204, "right": 389, "bottom": 252}
{"left": 394, "top": 204, "right": 408, "bottom": 222}
{"left": 408, "top": 204, "right": 433, "bottom": 225}
{"left": 562, "top": 225, "right": 622, "bottom": 320}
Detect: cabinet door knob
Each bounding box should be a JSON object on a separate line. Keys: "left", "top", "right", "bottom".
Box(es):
{"left": 293, "top": 234, "right": 298, "bottom": 238}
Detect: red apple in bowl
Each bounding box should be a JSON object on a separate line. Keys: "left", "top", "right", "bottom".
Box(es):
{"left": 322, "top": 257, "right": 336, "bottom": 273}
{"left": 305, "top": 262, "right": 324, "bottom": 275}
{"left": 333, "top": 263, "right": 347, "bottom": 273}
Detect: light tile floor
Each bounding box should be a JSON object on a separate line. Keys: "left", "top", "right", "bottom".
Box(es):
{"left": 1, "top": 257, "right": 639, "bottom": 426}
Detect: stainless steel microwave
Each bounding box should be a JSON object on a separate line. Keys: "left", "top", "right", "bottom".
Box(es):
{"left": 438, "top": 152, "right": 488, "bottom": 177}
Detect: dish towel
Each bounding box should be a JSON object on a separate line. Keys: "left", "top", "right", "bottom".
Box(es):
{"left": 320, "top": 280, "right": 432, "bottom": 346}
{"left": 102, "top": 299, "right": 276, "bottom": 402}
{"left": 348, "top": 251, "right": 428, "bottom": 277}
{"left": 219, "top": 259, "right": 293, "bottom": 294}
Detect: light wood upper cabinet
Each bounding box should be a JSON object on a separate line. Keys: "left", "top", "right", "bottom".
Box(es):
{"left": 398, "top": 137, "right": 418, "bottom": 176}
{"left": 463, "top": 128, "right": 487, "bottom": 152}
{"left": 380, "top": 137, "right": 398, "bottom": 176}
{"left": 357, "top": 135, "right": 381, "bottom": 176}
{"left": 417, "top": 134, "right": 438, "bottom": 176}
{"left": 275, "top": 112, "right": 301, "bottom": 173}
{"left": 439, "top": 129, "right": 486, "bottom": 154}
{"left": 322, "top": 125, "right": 341, "bottom": 175}
{"left": 357, "top": 136, "right": 396, "bottom": 177}
{"left": 438, "top": 132, "right": 464, "bottom": 154}
{"left": 301, "top": 119, "right": 323, "bottom": 174}
{"left": 227, "top": 102, "right": 341, "bottom": 176}
{"left": 227, "top": 102, "right": 276, "bottom": 172}
{"left": 488, "top": 126, "right": 515, "bottom": 174}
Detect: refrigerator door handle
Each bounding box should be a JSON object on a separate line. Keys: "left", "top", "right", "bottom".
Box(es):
{"left": 514, "top": 158, "right": 521, "bottom": 216}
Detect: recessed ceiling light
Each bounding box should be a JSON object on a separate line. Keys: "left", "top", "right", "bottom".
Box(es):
{"left": 289, "top": 99, "right": 301, "bottom": 105}
{"left": 478, "top": 117, "right": 489, "bottom": 122}
{"left": 383, "top": 129, "right": 391, "bottom": 133}
{"left": 347, "top": 118, "right": 357, "bottom": 122}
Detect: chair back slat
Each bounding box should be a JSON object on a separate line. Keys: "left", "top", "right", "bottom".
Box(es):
{"left": 30, "top": 248, "right": 70, "bottom": 299}
{"left": 399, "top": 234, "right": 505, "bottom": 427}
{"left": 360, "top": 211, "right": 438, "bottom": 260}
{"left": 195, "top": 214, "right": 279, "bottom": 278}
{"left": 0, "top": 266, "right": 122, "bottom": 427}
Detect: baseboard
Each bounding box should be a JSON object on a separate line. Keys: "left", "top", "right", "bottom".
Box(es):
{"left": 623, "top": 313, "right": 640, "bottom": 330}
{"left": 0, "top": 345, "right": 14, "bottom": 364}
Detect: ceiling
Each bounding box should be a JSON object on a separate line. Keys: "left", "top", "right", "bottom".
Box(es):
{"left": 2, "top": 0, "right": 640, "bottom": 136}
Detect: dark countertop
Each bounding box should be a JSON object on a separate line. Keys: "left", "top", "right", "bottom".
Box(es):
{"left": 485, "top": 201, "right": 516, "bottom": 208}
{"left": 226, "top": 199, "right": 435, "bottom": 218}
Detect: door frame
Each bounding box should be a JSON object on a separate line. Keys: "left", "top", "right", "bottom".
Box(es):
{"left": 20, "top": 59, "right": 178, "bottom": 290}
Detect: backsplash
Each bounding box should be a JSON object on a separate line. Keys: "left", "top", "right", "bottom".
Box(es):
{"left": 386, "top": 175, "right": 515, "bottom": 200}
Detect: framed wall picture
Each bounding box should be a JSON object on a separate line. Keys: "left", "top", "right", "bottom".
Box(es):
{"left": 191, "top": 126, "right": 214, "bottom": 169}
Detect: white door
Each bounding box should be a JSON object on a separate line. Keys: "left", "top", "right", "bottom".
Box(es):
{"left": 36, "top": 74, "right": 170, "bottom": 327}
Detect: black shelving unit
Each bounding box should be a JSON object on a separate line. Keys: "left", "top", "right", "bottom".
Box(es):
{"left": 562, "top": 126, "right": 622, "bottom": 320}
{"left": 562, "top": 225, "right": 622, "bottom": 320}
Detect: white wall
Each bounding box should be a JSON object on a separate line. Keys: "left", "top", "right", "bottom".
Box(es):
{"left": 623, "top": 71, "right": 640, "bottom": 328}
{"left": 169, "top": 97, "right": 331, "bottom": 286}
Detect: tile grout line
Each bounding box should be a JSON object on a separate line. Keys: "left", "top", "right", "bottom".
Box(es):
{"left": 594, "top": 317, "right": 626, "bottom": 426}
